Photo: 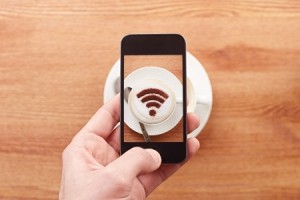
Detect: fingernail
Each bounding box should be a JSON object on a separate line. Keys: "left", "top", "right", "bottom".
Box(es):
{"left": 145, "top": 149, "right": 162, "bottom": 165}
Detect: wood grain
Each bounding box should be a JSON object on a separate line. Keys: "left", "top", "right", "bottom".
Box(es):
{"left": 0, "top": 0, "right": 300, "bottom": 199}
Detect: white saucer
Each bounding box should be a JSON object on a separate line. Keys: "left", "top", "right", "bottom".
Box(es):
{"left": 103, "top": 52, "right": 213, "bottom": 138}
{"left": 124, "top": 67, "right": 183, "bottom": 136}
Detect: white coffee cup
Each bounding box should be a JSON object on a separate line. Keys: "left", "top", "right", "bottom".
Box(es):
{"left": 128, "top": 78, "right": 210, "bottom": 126}
{"left": 128, "top": 79, "right": 176, "bottom": 125}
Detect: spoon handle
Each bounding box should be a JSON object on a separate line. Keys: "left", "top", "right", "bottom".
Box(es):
{"left": 139, "top": 122, "right": 151, "bottom": 142}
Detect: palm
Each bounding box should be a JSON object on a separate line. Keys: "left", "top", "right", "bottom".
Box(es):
{"left": 60, "top": 95, "right": 200, "bottom": 200}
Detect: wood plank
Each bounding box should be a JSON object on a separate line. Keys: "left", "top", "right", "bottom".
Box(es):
{"left": 0, "top": 1, "right": 299, "bottom": 199}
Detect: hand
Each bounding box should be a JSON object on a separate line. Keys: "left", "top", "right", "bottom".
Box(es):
{"left": 59, "top": 94, "right": 200, "bottom": 200}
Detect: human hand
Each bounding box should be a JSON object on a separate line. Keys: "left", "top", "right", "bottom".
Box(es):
{"left": 59, "top": 94, "right": 200, "bottom": 200}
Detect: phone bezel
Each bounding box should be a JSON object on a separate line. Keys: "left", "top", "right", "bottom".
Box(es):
{"left": 120, "top": 34, "right": 187, "bottom": 163}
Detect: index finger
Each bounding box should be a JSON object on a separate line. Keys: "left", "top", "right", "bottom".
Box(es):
{"left": 79, "top": 94, "right": 120, "bottom": 139}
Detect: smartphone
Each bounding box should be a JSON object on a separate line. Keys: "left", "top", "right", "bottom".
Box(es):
{"left": 120, "top": 34, "right": 187, "bottom": 163}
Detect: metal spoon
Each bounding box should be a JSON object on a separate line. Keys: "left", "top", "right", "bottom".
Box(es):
{"left": 124, "top": 87, "right": 151, "bottom": 142}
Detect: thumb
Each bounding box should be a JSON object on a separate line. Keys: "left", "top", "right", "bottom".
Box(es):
{"left": 106, "top": 147, "right": 161, "bottom": 182}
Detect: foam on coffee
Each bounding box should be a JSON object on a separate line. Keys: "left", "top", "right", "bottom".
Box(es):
{"left": 129, "top": 79, "right": 176, "bottom": 125}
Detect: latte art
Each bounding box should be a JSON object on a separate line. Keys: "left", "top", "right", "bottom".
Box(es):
{"left": 129, "top": 80, "right": 176, "bottom": 125}
{"left": 136, "top": 88, "right": 169, "bottom": 117}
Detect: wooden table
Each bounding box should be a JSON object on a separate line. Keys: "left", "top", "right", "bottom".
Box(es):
{"left": 1, "top": 1, "right": 299, "bottom": 199}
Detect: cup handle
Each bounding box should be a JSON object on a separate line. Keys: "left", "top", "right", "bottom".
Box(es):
{"left": 176, "top": 95, "right": 210, "bottom": 105}
{"left": 196, "top": 95, "right": 210, "bottom": 105}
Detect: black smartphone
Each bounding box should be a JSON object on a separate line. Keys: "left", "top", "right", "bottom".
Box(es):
{"left": 120, "top": 34, "right": 187, "bottom": 163}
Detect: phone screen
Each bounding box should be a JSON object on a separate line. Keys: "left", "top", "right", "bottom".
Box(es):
{"left": 124, "top": 55, "right": 184, "bottom": 142}
{"left": 121, "top": 34, "right": 186, "bottom": 163}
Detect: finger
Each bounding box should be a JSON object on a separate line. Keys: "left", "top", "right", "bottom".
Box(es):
{"left": 81, "top": 132, "right": 119, "bottom": 166}
{"left": 106, "top": 125, "right": 120, "bottom": 152}
{"left": 105, "top": 147, "right": 162, "bottom": 182}
{"left": 187, "top": 113, "right": 200, "bottom": 133}
{"left": 79, "top": 94, "right": 120, "bottom": 139}
{"left": 138, "top": 138, "right": 200, "bottom": 196}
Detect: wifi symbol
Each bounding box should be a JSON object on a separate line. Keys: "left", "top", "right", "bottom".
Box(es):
{"left": 136, "top": 88, "right": 169, "bottom": 117}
